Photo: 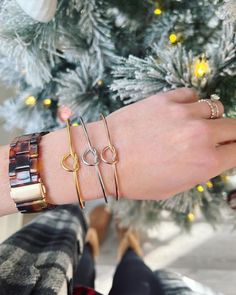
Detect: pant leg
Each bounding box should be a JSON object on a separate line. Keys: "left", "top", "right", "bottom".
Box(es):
{"left": 73, "top": 243, "right": 96, "bottom": 289}
{"left": 109, "top": 248, "right": 164, "bottom": 295}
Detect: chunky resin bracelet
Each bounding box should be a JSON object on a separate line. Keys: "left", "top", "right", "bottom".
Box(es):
{"left": 9, "top": 132, "right": 56, "bottom": 213}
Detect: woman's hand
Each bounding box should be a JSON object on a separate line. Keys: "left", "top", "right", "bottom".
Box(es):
{"left": 2, "top": 87, "right": 236, "bottom": 216}
{"left": 107, "top": 87, "right": 235, "bottom": 200}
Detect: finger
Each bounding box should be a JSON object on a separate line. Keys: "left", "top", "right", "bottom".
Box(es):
{"left": 209, "top": 118, "right": 236, "bottom": 144}
{"left": 164, "top": 87, "right": 199, "bottom": 103}
{"left": 187, "top": 99, "right": 224, "bottom": 119}
{"left": 216, "top": 142, "right": 236, "bottom": 172}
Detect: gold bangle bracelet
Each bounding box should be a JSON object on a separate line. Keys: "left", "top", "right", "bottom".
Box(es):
{"left": 100, "top": 113, "right": 120, "bottom": 201}
{"left": 61, "top": 119, "right": 85, "bottom": 209}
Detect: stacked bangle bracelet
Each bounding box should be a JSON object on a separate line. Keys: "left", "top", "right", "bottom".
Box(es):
{"left": 8, "top": 114, "right": 120, "bottom": 213}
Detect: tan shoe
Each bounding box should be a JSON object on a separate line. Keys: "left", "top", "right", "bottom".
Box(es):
{"left": 85, "top": 228, "right": 100, "bottom": 260}
{"left": 117, "top": 229, "right": 143, "bottom": 262}
{"left": 89, "top": 204, "right": 112, "bottom": 244}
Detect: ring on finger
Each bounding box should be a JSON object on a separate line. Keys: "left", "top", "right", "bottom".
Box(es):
{"left": 210, "top": 94, "right": 221, "bottom": 118}
{"left": 198, "top": 99, "right": 221, "bottom": 119}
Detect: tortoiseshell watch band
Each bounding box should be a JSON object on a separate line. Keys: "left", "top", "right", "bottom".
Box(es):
{"left": 9, "top": 132, "right": 56, "bottom": 213}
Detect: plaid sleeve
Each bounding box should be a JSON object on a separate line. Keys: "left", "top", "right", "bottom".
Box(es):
{"left": 154, "top": 270, "right": 224, "bottom": 295}
{"left": 0, "top": 205, "right": 87, "bottom": 295}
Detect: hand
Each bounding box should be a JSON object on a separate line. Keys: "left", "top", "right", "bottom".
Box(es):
{"left": 107, "top": 88, "right": 235, "bottom": 200}
{"left": 1, "top": 87, "right": 235, "bottom": 216}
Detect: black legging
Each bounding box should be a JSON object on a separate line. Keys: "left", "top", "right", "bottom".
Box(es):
{"left": 74, "top": 244, "right": 164, "bottom": 295}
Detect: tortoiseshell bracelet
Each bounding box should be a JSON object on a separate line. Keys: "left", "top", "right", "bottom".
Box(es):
{"left": 9, "top": 132, "right": 56, "bottom": 213}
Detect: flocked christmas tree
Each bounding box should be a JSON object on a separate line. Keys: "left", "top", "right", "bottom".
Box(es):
{"left": 0, "top": 0, "right": 236, "bottom": 231}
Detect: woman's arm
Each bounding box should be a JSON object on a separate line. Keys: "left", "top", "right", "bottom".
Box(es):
{"left": 1, "top": 88, "right": 236, "bottom": 217}
{"left": 0, "top": 120, "right": 118, "bottom": 216}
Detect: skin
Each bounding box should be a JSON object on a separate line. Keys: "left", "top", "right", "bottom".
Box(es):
{"left": 1, "top": 87, "right": 235, "bottom": 217}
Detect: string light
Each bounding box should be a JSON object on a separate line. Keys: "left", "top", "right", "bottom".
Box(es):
{"left": 206, "top": 181, "right": 213, "bottom": 188}
{"left": 25, "top": 95, "right": 37, "bottom": 106}
{"left": 154, "top": 8, "right": 162, "bottom": 15}
{"left": 194, "top": 55, "right": 210, "bottom": 78}
{"left": 43, "top": 98, "right": 52, "bottom": 107}
{"left": 196, "top": 185, "right": 204, "bottom": 193}
{"left": 169, "top": 33, "right": 178, "bottom": 44}
{"left": 187, "top": 212, "right": 195, "bottom": 222}
{"left": 97, "top": 79, "right": 104, "bottom": 87}
{"left": 72, "top": 123, "right": 79, "bottom": 126}
{"left": 221, "top": 175, "right": 228, "bottom": 182}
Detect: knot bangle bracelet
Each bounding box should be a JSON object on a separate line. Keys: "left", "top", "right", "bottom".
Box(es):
{"left": 79, "top": 116, "right": 108, "bottom": 203}
{"left": 61, "top": 119, "right": 85, "bottom": 209}
{"left": 100, "top": 114, "right": 120, "bottom": 201}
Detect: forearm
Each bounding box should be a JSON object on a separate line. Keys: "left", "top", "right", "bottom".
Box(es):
{"left": 41, "top": 119, "right": 123, "bottom": 205}
{"left": 3, "top": 88, "right": 224, "bottom": 218}
{"left": 0, "top": 116, "right": 126, "bottom": 217}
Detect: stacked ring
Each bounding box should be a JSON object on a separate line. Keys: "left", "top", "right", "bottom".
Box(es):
{"left": 198, "top": 94, "right": 221, "bottom": 119}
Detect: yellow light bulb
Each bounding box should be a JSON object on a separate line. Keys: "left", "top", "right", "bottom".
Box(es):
{"left": 169, "top": 33, "right": 178, "bottom": 44}
{"left": 187, "top": 212, "right": 195, "bottom": 222}
{"left": 194, "top": 56, "right": 210, "bottom": 78}
{"left": 25, "top": 95, "right": 37, "bottom": 106}
{"left": 197, "top": 185, "right": 204, "bottom": 193}
{"left": 154, "top": 8, "right": 162, "bottom": 15}
{"left": 43, "top": 98, "right": 52, "bottom": 107}
{"left": 72, "top": 123, "right": 79, "bottom": 126}
{"left": 97, "top": 79, "right": 104, "bottom": 87}
{"left": 206, "top": 181, "right": 213, "bottom": 188}
{"left": 221, "top": 175, "right": 228, "bottom": 182}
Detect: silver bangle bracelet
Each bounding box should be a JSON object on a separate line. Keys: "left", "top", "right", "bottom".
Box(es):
{"left": 79, "top": 116, "right": 108, "bottom": 203}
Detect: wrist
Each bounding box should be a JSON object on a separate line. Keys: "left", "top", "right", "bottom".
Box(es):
{"left": 41, "top": 117, "right": 122, "bottom": 205}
